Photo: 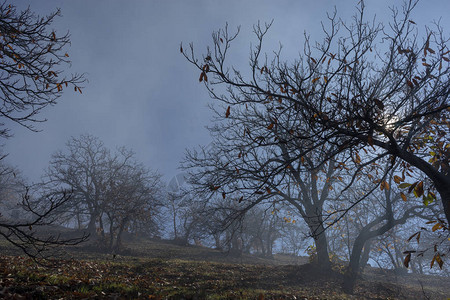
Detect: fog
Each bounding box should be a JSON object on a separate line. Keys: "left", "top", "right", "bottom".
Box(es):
{"left": 5, "top": 0, "right": 448, "bottom": 184}
{"left": 1, "top": 2, "right": 450, "bottom": 298}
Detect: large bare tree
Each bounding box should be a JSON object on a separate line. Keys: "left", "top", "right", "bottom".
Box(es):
{"left": 183, "top": 0, "right": 450, "bottom": 231}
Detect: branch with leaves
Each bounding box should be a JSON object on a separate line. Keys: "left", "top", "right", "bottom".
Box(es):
{"left": 0, "top": 2, "right": 85, "bottom": 137}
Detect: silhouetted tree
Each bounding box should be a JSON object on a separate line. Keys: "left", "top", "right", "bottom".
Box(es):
{"left": 0, "top": 2, "right": 86, "bottom": 260}
{"left": 45, "top": 134, "right": 109, "bottom": 236}
{"left": 44, "top": 135, "right": 164, "bottom": 252}
{"left": 0, "top": 2, "right": 84, "bottom": 137}
{"left": 182, "top": 0, "right": 450, "bottom": 228}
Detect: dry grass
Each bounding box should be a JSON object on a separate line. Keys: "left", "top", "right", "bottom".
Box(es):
{"left": 0, "top": 233, "right": 449, "bottom": 299}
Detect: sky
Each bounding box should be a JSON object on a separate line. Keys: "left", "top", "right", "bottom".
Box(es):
{"left": 4, "top": 0, "right": 450, "bottom": 185}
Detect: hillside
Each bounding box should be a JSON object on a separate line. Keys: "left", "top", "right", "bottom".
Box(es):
{"left": 1, "top": 233, "right": 449, "bottom": 299}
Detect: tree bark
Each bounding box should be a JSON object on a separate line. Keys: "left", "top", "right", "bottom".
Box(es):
{"left": 213, "top": 233, "right": 222, "bottom": 250}
{"left": 87, "top": 211, "right": 99, "bottom": 237}
{"left": 307, "top": 220, "right": 331, "bottom": 269}
{"left": 359, "top": 239, "right": 372, "bottom": 272}
{"left": 343, "top": 235, "right": 365, "bottom": 294}
{"left": 435, "top": 182, "right": 450, "bottom": 226}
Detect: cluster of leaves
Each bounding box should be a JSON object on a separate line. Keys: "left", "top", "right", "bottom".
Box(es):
{"left": 403, "top": 218, "right": 449, "bottom": 270}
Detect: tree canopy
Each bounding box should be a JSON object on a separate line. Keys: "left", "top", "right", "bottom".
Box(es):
{"left": 182, "top": 0, "right": 450, "bottom": 226}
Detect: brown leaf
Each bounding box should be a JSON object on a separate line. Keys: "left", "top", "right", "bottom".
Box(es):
{"left": 393, "top": 175, "right": 402, "bottom": 184}
{"left": 238, "top": 196, "right": 243, "bottom": 203}
{"left": 403, "top": 253, "right": 411, "bottom": 268}
{"left": 368, "top": 135, "right": 374, "bottom": 146}
{"left": 414, "top": 181, "right": 424, "bottom": 197}
{"left": 209, "top": 185, "right": 221, "bottom": 191}
{"left": 407, "top": 232, "right": 419, "bottom": 242}
{"left": 355, "top": 153, "right": 361, "bottom": 164}
{"left": 432, "top": 222, "right": 443, "bottom": 232}
{"left": 425, "top": 34, "right": 431, "bottom": 50}
{"left": 408, "top": 181, "right": 418, "bottom": 193}
{"left": 400, "top": 192, "right": 407, "bottom": 202}
{"left": 225, "top": 106, "right": 230, "bottom": 118}
{"left": 222, "top": 192, "right": 226, "bottom": 199}
{"left": 267, "top": 123, "right": 274, "bottom": 130}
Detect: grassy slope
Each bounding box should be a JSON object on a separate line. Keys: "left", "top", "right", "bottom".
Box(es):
{"left": 0, "top": 235, "right": 449, "bottom": 299}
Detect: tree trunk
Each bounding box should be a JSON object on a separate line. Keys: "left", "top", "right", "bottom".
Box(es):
{"left": 87, "top": 211, "right": 99, "bottom": 237}
{"left": 109, "top": 220, "right": 114, "bottom": 250}
{"left": 343, "top": 235, "right": 365, "bottom": 294}
{"left": 213, "top": 233, "right": 222, "bottom": 250}
{"left": 359, "top": 239, "right": 372, "bottom": 272}
{"left": 172, "top": 201, "right": 178, "bottom": 239}
{"left": 114, "top": 226, "right": 124, "bottom": 253}
{"left": 308, "top": 220, "right": 331, "bottom": 269}
{"left": 436, "top": 183, "right": 450, "bottom": 226}
{"left": 76, "top": 211, "right": 82, "bottom": 229}
{"left": 114, "top": 217, "right": 129, "bottom": 253}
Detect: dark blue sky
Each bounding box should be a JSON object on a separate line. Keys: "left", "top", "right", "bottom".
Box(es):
{"left": 5, "top": 0, "right": 449, "bottom": 184}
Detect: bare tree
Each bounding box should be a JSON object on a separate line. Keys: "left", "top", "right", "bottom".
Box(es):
{"left": 181, "top": 95, "right": 345, "bottom": 269}
{"left": 44, "top": 134, "right": 109, "bottom": 236}
{"left": 44, "top": 134, "right": 164, "bottom": 252}
{"left": 0, "top": 172, "right": 88, "bottom": 262}
{"left": 0, "top": 2, "right": 86, "bottom": 259}
{"left": 103, "top": 148, "right": 164, "bottom": 252}
{"left": 182, "top": 0, "right": 450, "bottom": 228}
{"left": 0, "top": 2, "right": 85, "bottom": 137}
{"left": 336, "top": 165, "right": 435, "bottom": 293}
